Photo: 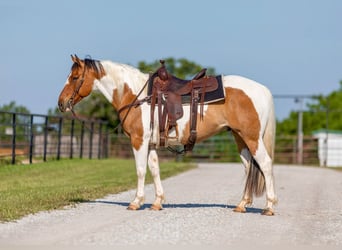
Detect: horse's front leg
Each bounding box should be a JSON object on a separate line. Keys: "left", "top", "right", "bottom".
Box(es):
{"left": 148, "top": 149, "right": 165, "bottom": 210}
{"left": 127, "top": 141, "right": 149, "bottom": 210}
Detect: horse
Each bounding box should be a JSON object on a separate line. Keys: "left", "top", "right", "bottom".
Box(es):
{"left": 58, "top": 55, "right": 277, "bottom": 215}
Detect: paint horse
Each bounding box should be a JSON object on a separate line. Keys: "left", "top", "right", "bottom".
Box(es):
{"left": 58, "top": 55, "right": 277, "bottom": 215}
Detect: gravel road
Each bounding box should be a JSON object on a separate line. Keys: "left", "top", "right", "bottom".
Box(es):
{"left": 0, "top": 163, "right": 341, "bottom": 248}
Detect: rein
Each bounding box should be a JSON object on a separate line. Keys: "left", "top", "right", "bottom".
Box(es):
{"left": 69, "top": 70, "right": 186, "bottom": 155}
{"left": 69, "top": 72, "right": 151, "bottom": 135}
{"left": 116, "top": 76, "right": 151, "bottom": 120}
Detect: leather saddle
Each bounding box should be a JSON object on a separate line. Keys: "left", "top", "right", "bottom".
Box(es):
{"left": 150, "top": 60, "right": 219, "bottom": 152}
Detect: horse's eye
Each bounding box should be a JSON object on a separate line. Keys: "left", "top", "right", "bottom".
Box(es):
{"left": 72, "top": 76, "right": 79, "bottom": 81}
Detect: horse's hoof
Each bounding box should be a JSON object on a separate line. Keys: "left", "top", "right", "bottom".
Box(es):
{"left": 262, "top": 208, "right": 274, "bottom": 216}
{"left": 127, "top": 203, "right": 140, "bottom": 210}
{"left": 150, "top": 203, "right": 163, "bottom": 211}
{"left": 233, "top": 206, "right": 246, "bottom": 213}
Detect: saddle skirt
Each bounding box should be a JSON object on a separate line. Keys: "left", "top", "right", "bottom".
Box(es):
{"left": 148, "top": 75, "right": 225, "bottom": 105}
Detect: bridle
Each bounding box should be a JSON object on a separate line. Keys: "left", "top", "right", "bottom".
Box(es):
{"left": 67, "top": 65, "right": 87, "bottom": 112}
{"left": 67, "top": 64, "right": 102, "bottom": 132}
{"left": 67, "top": 64, "right": 151, "bottom": 134}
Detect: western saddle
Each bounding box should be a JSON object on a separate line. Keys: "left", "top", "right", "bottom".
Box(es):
{"left": 150, "top": 60, "right": 219, "bottom": 152}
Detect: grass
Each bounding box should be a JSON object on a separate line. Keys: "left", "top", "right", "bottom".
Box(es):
{"left": 0, "top": 158, "right": 195, "bottom": 221}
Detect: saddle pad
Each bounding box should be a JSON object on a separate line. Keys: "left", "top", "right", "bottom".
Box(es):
{"left": 147, "top": 75, "right": 225, "bottom": 104}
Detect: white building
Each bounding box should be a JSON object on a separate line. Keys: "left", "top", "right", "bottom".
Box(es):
{"left": 312, "top": 129, "right": 342, "bottom": 167}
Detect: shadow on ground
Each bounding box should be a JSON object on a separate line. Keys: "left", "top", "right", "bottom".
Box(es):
{"left": 90, "top": 200, "right": 263, "bottom": 214}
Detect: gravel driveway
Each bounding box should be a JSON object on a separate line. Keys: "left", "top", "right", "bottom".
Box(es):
{"left": 0, "top": 163, "right": 341, "bottom": 248}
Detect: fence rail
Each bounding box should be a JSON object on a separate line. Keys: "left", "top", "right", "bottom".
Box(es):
{"left": 1, "top": 111, "right": 339, "bottom": 167}
{"left": 107, "top": 133, "right": 321, "bottom": 165}
{"left": 0, "top": 111, "right": 109, "bottom": 164}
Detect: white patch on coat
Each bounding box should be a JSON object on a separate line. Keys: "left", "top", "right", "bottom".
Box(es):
{"left": 223, "top": 75, "right": 273, "bottom": 136}
{"left": 99, "top": 61, "right": 149, "bottom": 99}
{"left": 64, "top": 73, "right": 71, "bottom": 85}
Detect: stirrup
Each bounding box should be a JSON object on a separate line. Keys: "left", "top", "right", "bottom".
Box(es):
{"left": 164, "top": 123, "right": 179, "bottom": 140}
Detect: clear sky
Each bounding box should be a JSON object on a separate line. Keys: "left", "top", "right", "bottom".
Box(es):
{"left": 1, "top": 0, "right": 341, "bottom": 120}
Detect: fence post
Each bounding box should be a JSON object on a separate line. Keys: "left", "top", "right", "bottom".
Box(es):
{"left": 297, "top": 110, "right": 303, "bottom": 164}
{"left": 104, "top": 124, "right": 109, "bottom": 158}
{"left": 70, "top": 119, "right": 75, "bottom": 159}
{"left": 98, "top": 123, "right": 102, "bottom": 159}
{"left": 43, "top": 116, "right": 48, "bottom": 162}
{"left": 296, "top": 98, "right": 303, "bottom": 165}
{"left": 80, "top": 121, "right": 85, "bottom": 159}
{"left": 89, "top": 121, "right": 94, "bottom": 159}
{"left": 29, "top": 115, "right": 34, "bottom": 164}
{"left": 11, "top": 113, "right": 16, "bottom": 165}
{"left": 57, "top": 117, "right": 62, "bottom": 160}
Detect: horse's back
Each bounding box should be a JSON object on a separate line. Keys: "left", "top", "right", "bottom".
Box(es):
{"left": 223, "top": 75, "right": 272, "bottom": 97}
{"left": 223, "top": 75, "right": 273, "bottom": 111}
{"left": 222, "top": 75, "right": 274, "bottom": 132}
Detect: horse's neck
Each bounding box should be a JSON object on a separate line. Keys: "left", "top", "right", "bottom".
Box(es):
{"left": 94, "top": 61, "right": 149, "bottom": 109}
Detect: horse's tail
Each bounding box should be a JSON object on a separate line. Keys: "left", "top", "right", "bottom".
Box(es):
{"left": 245, "top": 158, "right": 265, "bottom": 197}
{"left": 245, "top": 93, "right": 276, "bottom": 197}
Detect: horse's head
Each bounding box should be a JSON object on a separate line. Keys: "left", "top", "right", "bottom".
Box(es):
{"left": 58, "top": 55, "right": 105, "bottom": 112}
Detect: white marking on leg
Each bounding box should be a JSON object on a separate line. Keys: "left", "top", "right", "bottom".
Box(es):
{"left": 254, "top": 139, "right": 277, "bottom": 209}
{"left": 148, "top": 149, "right": 164, "bottom": 197}
{"left": 132, "top": 142, "right": 149, "bottom": 205}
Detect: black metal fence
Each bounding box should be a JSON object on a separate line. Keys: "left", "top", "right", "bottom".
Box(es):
{"left": 1, "top": 111, "right": 336, "bottom": 167}
{"left": 107, "top": 132, "right": 321, "bottom": 165}
{"left": 0, "top": 111, "right": 109, "bottom": 164}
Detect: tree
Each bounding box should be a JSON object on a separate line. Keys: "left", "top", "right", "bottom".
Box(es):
{"left": 138, "top": 57, "right": 216, "bottom": 78}
{"left": 72, "top": 92, "right": 119, "bottom": 129}
{"left": 0, "top": 101, "right": 30, "bottom": 114}
{"left": 0, "top": 101, "right": 31, "bottom": 141}
{"left": 277, "top": 81, "right": 342, "bottom": 135}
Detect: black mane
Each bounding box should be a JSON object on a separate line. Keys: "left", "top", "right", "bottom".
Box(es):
{"left": 85, "top": 58, "right": 104, "bottom": 75}
{"left": 71, "top": 57, "right": 104, "bottom": 76}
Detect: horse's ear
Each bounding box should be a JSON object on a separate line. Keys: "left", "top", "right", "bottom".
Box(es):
{"left": 71, "top": 54, "right": 81, "bottom": 65}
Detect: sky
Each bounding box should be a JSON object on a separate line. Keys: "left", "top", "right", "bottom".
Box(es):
{"left": 0, "top": 0, "right": 341, "bottom": 120}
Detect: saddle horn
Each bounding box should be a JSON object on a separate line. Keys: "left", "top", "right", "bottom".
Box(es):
{"left": 158, "top": 60, "right": 168, "bottom": 80}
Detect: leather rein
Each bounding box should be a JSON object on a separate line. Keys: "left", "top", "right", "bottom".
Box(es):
{"left": 68, "top": 67, "right": 151, "bottom": 134}
{"left": 68, "top": 68, "right": 185, "bottom": 154}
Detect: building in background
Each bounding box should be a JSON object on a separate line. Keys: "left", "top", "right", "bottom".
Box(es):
{"left": 313, "top": 129, "right": 342, "bottom": 167}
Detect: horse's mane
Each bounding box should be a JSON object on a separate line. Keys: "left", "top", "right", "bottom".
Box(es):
{"left": 72, "top": 57, "right": 104, "bottom": 76}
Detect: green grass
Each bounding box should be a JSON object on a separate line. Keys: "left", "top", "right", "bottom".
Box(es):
{"left": 0, "top": 158, "right": 195, "bottom": 221}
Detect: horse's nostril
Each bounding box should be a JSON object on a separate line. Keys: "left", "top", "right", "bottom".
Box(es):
{"left": 58, "top": 101, "right": 65, "bottom": 112}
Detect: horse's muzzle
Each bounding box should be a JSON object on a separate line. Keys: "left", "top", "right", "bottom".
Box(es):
{"left": 58, "top": 100, "right": 66, "bottom": 112}
{"left": 58, "top": 99, "right": 71, "bottom": 112}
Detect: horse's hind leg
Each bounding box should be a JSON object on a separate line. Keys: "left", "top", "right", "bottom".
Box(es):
{"left": 231, "top": 132, "right": 253, "bottom": 213}
{"left": 148, "top": 149, "right": 165, "bottom": 210}
{"left": 232, "top": 131, "right": 276, "bottom": 215}
{"left": 252, "top": 139, "right": 277, "bottom": 215}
